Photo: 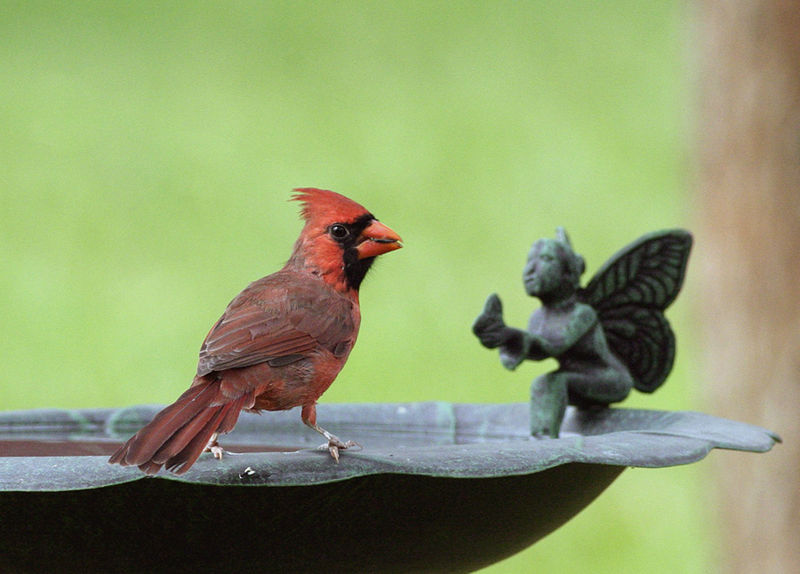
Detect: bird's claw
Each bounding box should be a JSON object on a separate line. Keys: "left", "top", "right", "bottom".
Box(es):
{"left": 318, "top": 438, "right": 361, "bottom": 463}
{"left": 204, "top": 433, "right": 224, "bottom": 460}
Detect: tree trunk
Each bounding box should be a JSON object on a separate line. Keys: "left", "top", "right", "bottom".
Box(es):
{"left": 695, "top": 1, "right": 800, "bottom": 572}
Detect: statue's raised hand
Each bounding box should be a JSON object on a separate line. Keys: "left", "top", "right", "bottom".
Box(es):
{"left": 473, "top": 294, "right": 510, "bottom": 349}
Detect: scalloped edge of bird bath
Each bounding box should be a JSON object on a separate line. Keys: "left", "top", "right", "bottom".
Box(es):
{"left": 0, "top": 402, "right": 780, "bottom": 491}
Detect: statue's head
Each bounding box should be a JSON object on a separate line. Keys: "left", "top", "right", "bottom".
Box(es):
{"left": 523, "top": 228, "right": 585, "bottom": 300}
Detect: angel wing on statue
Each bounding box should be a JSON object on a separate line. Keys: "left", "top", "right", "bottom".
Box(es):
{"left": 472, "top": 228, "right": 692, "bottom": 438}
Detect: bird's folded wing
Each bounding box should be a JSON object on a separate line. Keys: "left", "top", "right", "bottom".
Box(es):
{"left": 196, "top": 275, "right": 356, "bottom": 376}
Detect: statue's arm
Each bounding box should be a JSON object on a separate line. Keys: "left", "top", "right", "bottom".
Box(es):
{"left": 473, "top": 294, "right": 553, "bottom": 370}
{"left": 523, "top": 332, "right": 550, "bottom": 361}
{"left": 499, "top": 329, "right": 547, "bottom": 370}
{"left": 518, "top": 304, "right": 598, "bottom": 360}
{"left": 540, "top": 304, "right": 598, "bottom": 357}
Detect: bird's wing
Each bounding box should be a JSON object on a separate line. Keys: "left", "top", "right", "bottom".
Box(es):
{"left": 196, "top": 272, "right": 357, "bottom": 376}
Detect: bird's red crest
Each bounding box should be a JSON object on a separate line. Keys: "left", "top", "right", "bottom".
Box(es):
{"left": 291, "top": 188, "right": 372, "bottom": 224}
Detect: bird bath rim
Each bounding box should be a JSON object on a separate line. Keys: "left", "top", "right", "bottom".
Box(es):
{"left": 0, "top": 401, "right": 779, "bottom": 490}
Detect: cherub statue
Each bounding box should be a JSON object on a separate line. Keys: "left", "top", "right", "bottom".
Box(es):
{"left": 473, "top": 228, "right": 692, "bottom": 438}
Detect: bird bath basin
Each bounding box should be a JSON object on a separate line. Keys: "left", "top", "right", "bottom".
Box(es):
{"left": 0, "top": 402, "right": 779, "bottom": 573}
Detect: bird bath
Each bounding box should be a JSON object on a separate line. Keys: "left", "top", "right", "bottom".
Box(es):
{"left": 0, "top": 402, "right": 779, "bottom": 573}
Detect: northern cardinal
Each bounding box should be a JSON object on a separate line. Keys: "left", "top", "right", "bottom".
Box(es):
{"left": 109, "top": 188, "right": 402, "bottom": 474}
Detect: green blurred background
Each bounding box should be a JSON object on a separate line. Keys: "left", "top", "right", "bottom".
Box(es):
{"left": 2, "top": 2, "right": 712, "bottom": 572}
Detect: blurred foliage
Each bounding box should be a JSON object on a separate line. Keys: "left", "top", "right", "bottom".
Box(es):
{"left": 1, "top": 1, "right": 716, "bottom": 572}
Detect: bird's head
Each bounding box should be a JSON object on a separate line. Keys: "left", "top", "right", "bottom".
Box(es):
{"left": 288, "top": 188, "right": 403, "bottom": 293}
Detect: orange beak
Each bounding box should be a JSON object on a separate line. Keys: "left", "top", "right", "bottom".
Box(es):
{"left": 356, "top": 220, "right": 403, "bottom": 259}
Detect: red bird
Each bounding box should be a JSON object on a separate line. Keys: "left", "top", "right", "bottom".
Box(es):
{"left": 109, "top": 188, "right": 402, "bottom": 474}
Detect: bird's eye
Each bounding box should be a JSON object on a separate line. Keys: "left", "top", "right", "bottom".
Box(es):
{"left": 329, "top": 224, "right": 350, "bottom": 240}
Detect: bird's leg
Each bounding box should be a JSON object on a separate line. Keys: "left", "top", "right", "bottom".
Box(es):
{"left": 301, "top": 403, "right": 359, "bottom": 463}
{"left": 204, "top": 432, "right": 224, "bottom": 460}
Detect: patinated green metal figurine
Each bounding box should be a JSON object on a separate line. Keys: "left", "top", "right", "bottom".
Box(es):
{"left": 473, "top": 228, "right": 692, "bottom": 438}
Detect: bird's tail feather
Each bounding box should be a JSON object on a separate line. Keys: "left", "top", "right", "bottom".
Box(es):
{"left": 109, "top": 378, "right": 253, "bottom": 475}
